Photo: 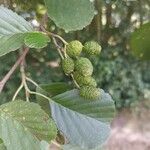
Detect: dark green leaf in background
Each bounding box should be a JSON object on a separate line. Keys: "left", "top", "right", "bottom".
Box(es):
{"left": 130, "top": 22, "right": 150, "bottom": 60}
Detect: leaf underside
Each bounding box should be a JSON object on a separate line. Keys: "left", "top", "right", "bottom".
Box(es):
{"left": 50, "top": 89, "right": 115, "bottom": 149}
{"left": 36, "top": 85, "right": 115, "bottom": 149}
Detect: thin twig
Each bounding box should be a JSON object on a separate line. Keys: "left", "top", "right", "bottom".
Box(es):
{"left": 20, "top": 66, "right": 51, "bottom": 102}
{"left": 26, "top": 77, "right": 39, "bottom": 88}
{"left": 40, "top": 13, "right": 48, "bottom": 28}
{"left": 40, "top": 25, "right": 68, "bottom": 45}
{"left": 12, "top": 82, "right": 24, "bottom": 101}
{"left": 51, "top": 33, "right": 68, "bottom": 45}
{"left": 41, "top": 25, "right": 67, "bottom": 59}
{"left": 29, "top": 91, "right": 51, "bottom": 102}
{"left": 0, "top": 47, "right": 29, "bottom": 94}
{"left": 26, "top": 77, "right": 44, "bottom": 92}
{"left": 63, "top": 44, "right": 67, "bottom": 58}
{"left": 20, "top": 58, "right": 51, "bottom": 101}
{"left": 52, "top": 37, "right": 64, "bottom": 59}
{"left": 20, "top": 58, "right": 30, "bottom": 102}
{"left": 70, "top": 74, "right": 80, "bottom": 89}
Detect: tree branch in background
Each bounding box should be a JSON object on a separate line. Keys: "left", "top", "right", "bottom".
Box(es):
{"left": 95, "top": 0, "right": 102, "bottom": 43}
{"left": 106, "top": 2, "right": 112, "bottom": 28}
{"left": 139, "top": 0, "right": 143, "bottom": 26}
{"left": 0, "top": 47, "right": 29, "bottom": 94}
{"left": 102, "top": 1, "right": 112, "bottom": 45}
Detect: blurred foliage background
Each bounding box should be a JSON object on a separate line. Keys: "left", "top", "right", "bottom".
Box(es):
{"left": 0, "top": 0, "right": 149, "bottom": 109}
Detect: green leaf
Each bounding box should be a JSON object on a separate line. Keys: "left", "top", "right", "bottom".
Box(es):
{"left": 0, "top": 100, "right": 57, "bottom": 150}
{"left": 44, "top": 0, "right": 95, "bottom": 32}
{"left": 37, "top": 87, "right": 115, "bottom": 149}
{"left": 0, "top": 33, "right": 27, "bottom": 57}
{"left": 0, "top": 6, "right": 33, "bottom": 57}
{"left": 130, "top": 22, "right": 150, "bottom": 60}
{"left": 24, "top": 32, "right": 50, "bottom": 49}
{"left": 36, "top": 82, "right": 72, "bottom": 114}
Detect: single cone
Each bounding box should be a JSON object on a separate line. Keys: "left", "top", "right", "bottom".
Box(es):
{"left": 73, "top": 72, "right": 97, "bottom": 87}
{"left": 75, "top": 57, "right": 93, "bottom": 76}
{"left": 62, "top": 57, "right": 74, "bottom": 74}
{"left": 66, "top": 40, "right": 83, "bottom": 57}
{"left": 83, "top": 41, "right": 101, "bottom": 55}
{"left": 80, "top": 86, "right": 101, "bottom": 100}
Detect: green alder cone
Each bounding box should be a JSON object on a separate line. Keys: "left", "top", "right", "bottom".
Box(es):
{"left": 62, "top": 57, "right": 74, "bottom": 74}
{"left": 80, "top": 86, "right": 101, "bottom": 100}
{"left": 75, "top": 57, "right": 93, "bottom": 76}
{"left": 83, "top": 41, "right": 102, "bottom": 55}
{"left": 73, "top": 72, "right": 97, "bottom": 87}
{"left": 66, "top": 40, "right": 83, "bottom": 57}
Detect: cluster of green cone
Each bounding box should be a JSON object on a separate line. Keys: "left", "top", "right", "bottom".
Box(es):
{"left": 62, "top": 40, "right": 102, "bottom": 100}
